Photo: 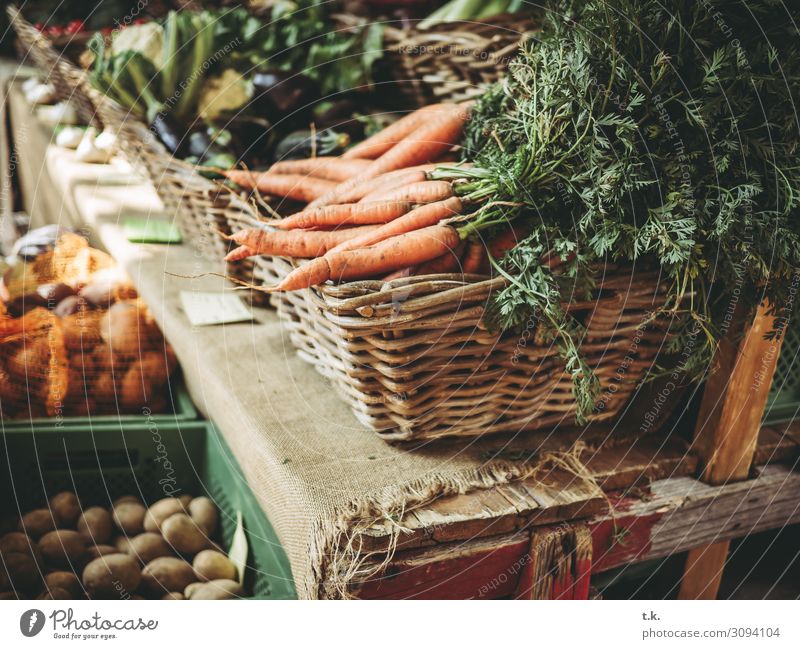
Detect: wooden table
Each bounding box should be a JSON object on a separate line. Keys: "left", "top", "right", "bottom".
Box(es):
{"left": 6, "top": 79, "right": 799, "bottom": 599}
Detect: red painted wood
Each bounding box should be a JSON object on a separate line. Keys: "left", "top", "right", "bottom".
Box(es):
{"left": 353, "top": 537, "right": 530, "bottom": 599}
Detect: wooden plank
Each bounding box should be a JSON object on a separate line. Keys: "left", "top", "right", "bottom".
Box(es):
{"left": 594, "top": 464, "right": 800, "bottom": 573}
{"left": 345, "top": 462, "right": 800, "bottom": 598}
{"left": 358, "top": 435, "right": 694, "bottom": 553}
{"left": 753, "top": 425, "right": 799, "bottom": 466}
{"left": 680, "top": 304, "right": 784, "bottom": 599}
{"left": 349, "top": 533, "right": 531, "bottom": 599}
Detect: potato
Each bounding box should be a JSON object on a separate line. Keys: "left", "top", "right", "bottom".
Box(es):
{"left": 53, "top": 295, "right": 88, "bottom": 318}
{"left": 87, "top": 544, "right": 118, "bottom": 559}
{"left": 0, "top": 532, "right": 41, "bottom": 564}
{"left": 45, "top": 571, "right": 82, "bottom": 598}
{"left": 61, "top": 311, "right": 103, "bottom": 353}
{"left": 162, "top": 592, "right": 185, "bottom": 600}
{"left": 114, "top": 536, "right": 132, "bottom": 554}
{"left": 161, "top": 514, "right": 208, "bottom": 556}
{"left": 77, "top": 507, "right": 113, "bottom": 544}
{"left": 127, "top": 533, "right": 172, "bottom": 565}
{"left": 37, "top": 586, "right": 72, "bottom": 600}
{"left": 192, "top": 550, "right": 237, "bottom": 582}
{"left": 6, "top": 338, "right": 49, "bottom": 382}
{"left": 50, "top": 492, "right": 81, "bottom": 527}
{"left": 143, "top": 498, "right": 185, "bottom": 533}
{"left": 82, "top": 554, "right": 141, "bottom": 599}
{"left": 189, "top": 497, "right": 218, "bottom": 536}
{"left": 1, "top": 552, "right": 40, "bottom": 593}
{"left": 119, "top": 352, "right": 172, "bottom": 410}
{"left": 141, "top": 557, "right": 195, "bottom": 596}
{"left": 113, "top": 496, "right": 142, "bottom": 507}
{"left": 100, "top": 302, "right": 158, "bottom": 358}
{"left": 186, "top": 579, "right": 243, "bottom": 600}
{"left": 0, "top": 591, "right": 20, "bottom": 599}
{"left": 92, "top": 372, "right": 118, "bottom": 406}
{"left": 178, "top": 494, "right": 192, "bottom": 508}
{"left": 19, "top": 509, "right": 60, "bottom": 539}
{"left": 112, "top": 502, "right": 146, "bottom": 536}
{"left": 38, "top": 530, "right": 88, "bottom": 569}
{"left": 37, "top": 283, "right": 75, "bottom": 305}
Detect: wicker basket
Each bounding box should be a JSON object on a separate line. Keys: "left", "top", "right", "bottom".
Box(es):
{"left": 381, "top": 12, "right": 540, "bottom": 107}
{"left": 6, "top": 5, "right": 100, "bottom": 127}
{"left": 246, "top": 249, "right": 674, "bottom": 442}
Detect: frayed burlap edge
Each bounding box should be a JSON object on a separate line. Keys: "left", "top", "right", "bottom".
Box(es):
{"left": 307, "top": 444, "right": 603, "bottom": 599}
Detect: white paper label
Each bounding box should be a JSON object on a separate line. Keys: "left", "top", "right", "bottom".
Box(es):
{"left": 180, "top": 291, "right": 252, "bottom": 326}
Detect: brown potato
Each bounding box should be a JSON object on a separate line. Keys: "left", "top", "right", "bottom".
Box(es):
{"left": 37, "top": 586, "right": 72, "bottom": 600}
{"left": 45, "top": 571, "right": 82, "bottom": 598}
{"left": 178, "top": 495, "right": 192, "bottom": 508}
{"left": 112, "top": 502, "right": 146, "bottom": 536}
{"left": 38, "top": 530, "right": 88, "bottom": 569}
{"left": 113, "top": 496, "right": 141, "bottom": 507}
{"left": 188, "top": 497, "right": 218, "bottom": 536}
{"left": 161, "top": 592, "right": 185, "bottom": 600}
{"left": 77, "top": 507, "right": 113, "bottom": 544}
{"left": 1, "top": 552, "right": 40, "bottom": 593}
{"left": 100, "top": 302, "right": 158, "bottom": 358}
{"left": 19, "top": 509, "right": 60, "bottom": 539}
{"left": 141, "top": 557, "right": 195, "bottom": 596}
{"left": 143, "top": 498, "right": 185, "bottom": 533}
{"left": 0, "top": 591, "right": 20, "bottom": 599}
{"left": 185, "top": 579, "right": 243, "bottom": 600}
{"left": 114, "top": 536, "right": 132, "bottom": 554}
{"left": 82, "top": 554, "right": 141, "bottom": 599}
{"left": 161, "top": 514, "right": 208, "bottom": 556}
{"left": 119, "top": 352, "right": 171, "bottom": 410}
{"left": 127, "top": 533, "right": 172, "bottom": 565}
{"left": 87, "top": 544, "right": 118, "bottom": 559}
{"left": 0, "top": 532, "right": 41, "bottom": 564}
{"left": 49, "top": 492, "right": 81, "bottom": 527}
{"left": 92, "top": 372, "right": 118, "bottom": 406}
{"left": 192, "top": 550, "right": 237, "bottom": 582}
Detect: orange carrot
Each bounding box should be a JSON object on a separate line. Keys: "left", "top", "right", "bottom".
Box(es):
{"left": 222, "top": 171, "right": 336, "bottom": 202}
{"left": 359, "top": 180, "right": 453, "bottom": 204}
{"left": 229, "top": 225, "right": 377, "bottom": 258}
{"left": 309, "top": 103, "right": 471, "bottom": 208}
{"left": 415, "top": 241, "right": 466, "bottom": 275}
{"left": 305, "top": 165, "right": 436, "bottom": 210}
{"left": 462, "top": 239, "right": 485, "bottom": 274}
{"left": 362, "top": 103, "right": 471, "bottom": 178}
{"left": 328, "top": 196, "right": 463, "bottom": 254}
{"left": 272, "top": 225, "right": 461, "bottom": 291}
{"left": 275, "top": 201, "right": 412, "bottom": 230}
{"left": 268, "top": 157, "right": 370, "bottom": 182}
{"left": 342, "top": 104, "right": 449, "bottom": 160}
{"left": 224, "top": 245, "right": 255, "bottom": 262}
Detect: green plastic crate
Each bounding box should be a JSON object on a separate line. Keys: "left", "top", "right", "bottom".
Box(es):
{"left": 764, "top": 322, "right": 800, "bottom": 424}
{"left": 0, "top": 376, "right": 198, "bottom": 433}
{"left": 0, "top": 421, "right": 295, "bottom": 599}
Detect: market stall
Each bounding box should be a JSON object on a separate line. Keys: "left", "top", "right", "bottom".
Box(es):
{"left": 2, "top": 0, "right": 799, "bottom": 604}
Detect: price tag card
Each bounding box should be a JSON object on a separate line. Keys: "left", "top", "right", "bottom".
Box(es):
{"left": 123, "top": 217, "right": 182, "bottom": 244}
{"left": 180, "top": 291, "right": 253, "bottom": 327}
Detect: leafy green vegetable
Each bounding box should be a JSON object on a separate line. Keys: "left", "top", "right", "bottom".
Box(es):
{"left": 437, "top": 0, "right": 800, "bottom": 421}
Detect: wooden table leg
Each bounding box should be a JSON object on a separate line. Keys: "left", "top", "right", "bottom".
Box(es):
{"left": 678, "top": 303, "right": 784, "bottom": 599}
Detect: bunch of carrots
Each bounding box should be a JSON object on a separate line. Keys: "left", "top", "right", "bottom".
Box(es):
{"left": 219, "top": 102, "right": 524, "bottom": 292}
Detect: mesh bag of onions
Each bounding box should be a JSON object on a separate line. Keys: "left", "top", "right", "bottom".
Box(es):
{"left": 0, "top": 230, "right": 177, "bottom": 418}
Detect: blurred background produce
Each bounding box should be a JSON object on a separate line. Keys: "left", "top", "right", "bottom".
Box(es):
{"left": 0, "top": 227, "right": 177, "bottom": 418}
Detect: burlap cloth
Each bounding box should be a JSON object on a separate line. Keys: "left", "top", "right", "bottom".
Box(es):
{"left": 6, "top": 81, "right": 595, "bottom": 598}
